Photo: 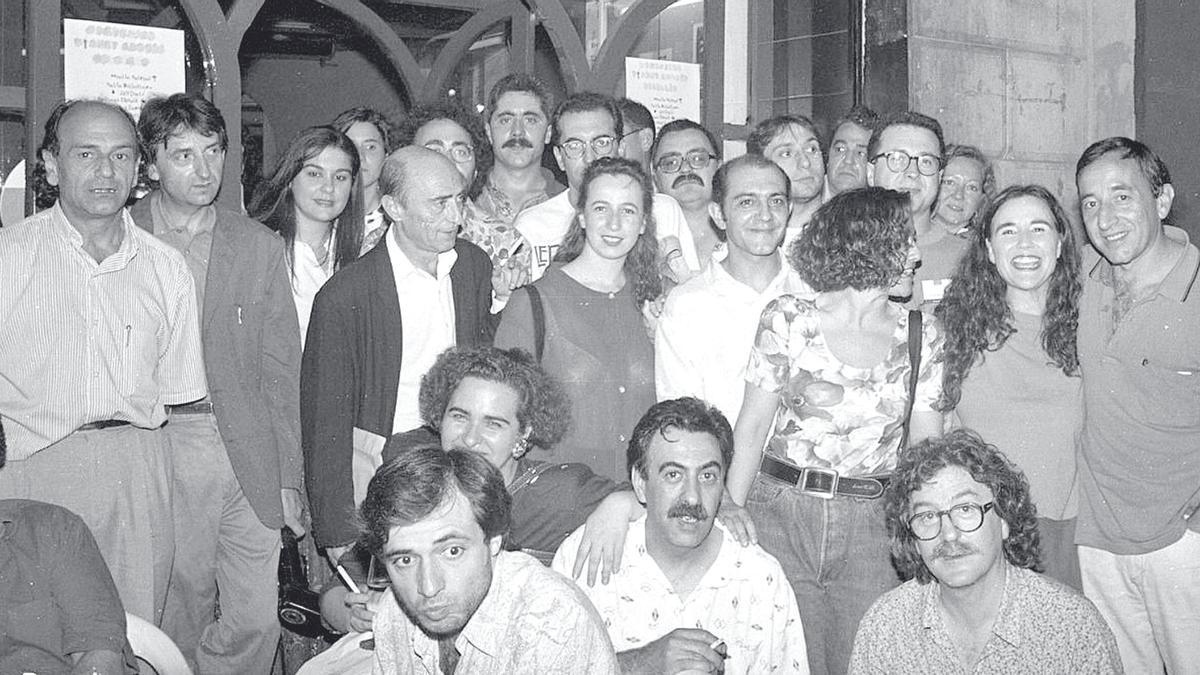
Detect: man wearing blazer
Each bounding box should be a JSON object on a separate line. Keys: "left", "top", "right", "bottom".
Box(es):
{"left": 302, "top": 145, "right": 496, "bottom": 562}
{"left": 132, "top": 94, "right": 303, "bottom": 674}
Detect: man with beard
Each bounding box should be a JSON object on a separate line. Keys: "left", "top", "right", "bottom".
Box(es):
{"left": 850, "top": 430, "right": 1120, "bottom": 673}
{"left": 361, "top": 444, "right": 618, "bottom": 674}
{"left": 748, "top": 114, "right": 826, "bottom": 252}
{"left": 825, "top": 105, "right": 878, "bottom": 197}
{"left": 554, "top": 398, "right": 808, "bottom": 675}
{"left": 655, "top": 155, "right": 813, "bottom": 427}
{"left": 651, "top": 119, "right": 725, "bottom": 270}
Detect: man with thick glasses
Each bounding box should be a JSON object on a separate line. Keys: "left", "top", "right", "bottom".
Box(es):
{"left": 651, "top": 119, "right": 724, "bottom": 273}
{"left": 513, "top": 92, "right": 690, "bottom": 281}
{"left": 866, "top": 111, "right": 961, "bottom": 309}
{"left": 849, "top": 430, "right": 1121, "bottom": 673}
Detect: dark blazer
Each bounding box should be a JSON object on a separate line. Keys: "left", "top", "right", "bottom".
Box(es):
{"left": 130, "top": 198, "right": 303, "bottom": 528}
{"left": 301, "top": 238, "right": 495, "bottom": 548}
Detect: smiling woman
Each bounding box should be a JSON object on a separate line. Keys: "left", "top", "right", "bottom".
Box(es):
{"left": 248, "top": 126, "right": 365, "bottom": 346}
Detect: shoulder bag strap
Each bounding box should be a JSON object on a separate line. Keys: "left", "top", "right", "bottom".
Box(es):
{"left": 900, "top": 310, "right": 923, "bottom": 451}
{"left": 527, "top": 285, "right": 546, "bottom": 364}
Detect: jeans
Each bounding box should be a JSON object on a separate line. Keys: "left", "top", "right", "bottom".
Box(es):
{"left": 748, "top": 475, "right": 899, "bottom": 675}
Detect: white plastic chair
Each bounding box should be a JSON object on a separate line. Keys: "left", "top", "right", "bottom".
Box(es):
{"left": 124, "top": 612, "right": 193, "bottom": 675}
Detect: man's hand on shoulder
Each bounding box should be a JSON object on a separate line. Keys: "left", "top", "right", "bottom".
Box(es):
{"left": 617, "top": 628, "right": 727, "bottom": 674}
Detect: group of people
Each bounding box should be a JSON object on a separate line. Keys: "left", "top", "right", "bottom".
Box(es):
{"left": 0, "top": 66, "right": 1195, "bottom": 675}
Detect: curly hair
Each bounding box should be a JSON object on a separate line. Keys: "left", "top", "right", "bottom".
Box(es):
{"left": 790, "top": 186, "right": 911, "bottom": 292}
{"left": 418, "top": 346, "right": 572, "bottom": 451}
{"left": 934, "top": 185, "right": 1081, "bottom": 411}
{"left": 886, "top": 429, "right": 1042, "bottom": 584}
{"left": 554, "top": 156, "right": 662, "bottom": 305}
{"left": 395, "top": 100, "right": 492, "bottom": 199}
{"left": 627, "top": 397, "right": 733, "bottom": 479}
{"left": 247, "top": 126, "right": 364, "bottom": 275}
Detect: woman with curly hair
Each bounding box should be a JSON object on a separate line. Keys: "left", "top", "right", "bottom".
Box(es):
{"left": 729, "top": 186, "right": 944, "bottom": 675}
{"left": 934, "top": 184, "right": 1083, "bottom": 588}
{"left": 495, "top": 157, "right": 661, "bottom": 482}
{"left": 247, "top": 126, "right": 364, "bottom": 346}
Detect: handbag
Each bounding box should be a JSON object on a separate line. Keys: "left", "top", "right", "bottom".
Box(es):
{"left": 277, "top": 526, "right": 328, "bottom": 639}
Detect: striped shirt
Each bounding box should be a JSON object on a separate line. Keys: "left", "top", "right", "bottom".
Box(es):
{"left": 0, "top": 204, "right": 207, "bottom": 461}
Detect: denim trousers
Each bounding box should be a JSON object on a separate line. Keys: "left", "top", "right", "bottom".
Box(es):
{"left": 747, "top": 475, "right": 899, "bottom": 675}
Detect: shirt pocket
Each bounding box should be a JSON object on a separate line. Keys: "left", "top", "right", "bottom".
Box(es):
{"left": 120, "top": 325, "right": 159, "bottom": 400}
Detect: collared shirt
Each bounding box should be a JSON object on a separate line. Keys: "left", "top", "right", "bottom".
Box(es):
{"left": 849, "top": 565, "right": 1122, "bottom": 674}
{"left": 0, "top": 499, "right": 132, "bottom": 675}
{"left": 360, "top": 207, "right": 388, "bottom": 257}
{"left": 372, "top": 550, "right": 619, "bottom": 674}
{"left": 552, "top": 517, "right": 809, "bottom": 675}
{"left": 386, "top": 229, "right": 458, "bottom": 434}
{"left": 460, "top": 198, "right": 533, "bottom": 276}
{"left": 472, "top": 168, "right": 564, "bottom": 225}
{"left": 656, "top": 253, "right": 815, "bottom": 426}
{"left": 514, "top": 190, "right": 696, "bottom": 281}
{"left": 745, "top": 295, "right": 943, "bottom": 474}
{"left": 1076, "top": 226, "right": 1200, "bottom": 554}
{"left": 0, "top": 204, "right": 207, "bottom": 460}
{"left": 291, "top": 234, "right": 337, "bottom": 349}
{"left": 149, "top": 190, "right": 216, "bottom": 309}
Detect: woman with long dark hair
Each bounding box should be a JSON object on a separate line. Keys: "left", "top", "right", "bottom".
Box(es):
{"left": 935, "top": 183, "right": 1083, "bottom": 588}
{"left": 494, "top": 157, "right": 661, "bottom": 482}
{"left": 248, "top": 126, "right": 365, "bottom": 345}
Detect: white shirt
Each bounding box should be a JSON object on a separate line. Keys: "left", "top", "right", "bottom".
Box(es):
{"left": 514, "top": 190, "right": 694, "bottom": 281}
{"left": 386, "top": 229, "right": 457, "bottom": 434}
{"left": 553, "top": 517, "right": 809, "bottom": 675}
{"left": 655, "top": 253, "right": 814, "bottom": 425}
{"left": 291, "top": 236, "right": 336, "bottom": 349}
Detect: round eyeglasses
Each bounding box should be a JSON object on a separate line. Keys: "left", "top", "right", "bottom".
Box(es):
{"left": 558, "top": 136, "right": 616, "bottom": 159}
{"left": 907, "top": 502, "right": 995, "bottom": 541}
{"left": 423, "top": 142, "right": 474, "bottom": 164}
{"left": 655, "top": 151, "right": 717, "bottom": 174}
{"left": 870, "top": 150, "right": 943, "bottom": 177}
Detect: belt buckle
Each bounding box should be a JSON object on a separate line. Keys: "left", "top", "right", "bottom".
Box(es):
{"left": 800, "top": 467, "right": 839, "bottom": 499}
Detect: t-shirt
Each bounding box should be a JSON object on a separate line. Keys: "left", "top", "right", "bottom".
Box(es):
{"left": 745, "top": 296, "right": 943, "bottom": 474}
{"left": 911, "top": 230, "right": 970, "bottom": 310}
{"left": 954, "top": 311, "right": 1080, "bottom": 520}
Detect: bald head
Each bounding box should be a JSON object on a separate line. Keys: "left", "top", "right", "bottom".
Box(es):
{"left": 41, "top": 100, "right": 139, "bottom": 228}
{"left": 379, "top": 144, "right": 463, "bottom": 206}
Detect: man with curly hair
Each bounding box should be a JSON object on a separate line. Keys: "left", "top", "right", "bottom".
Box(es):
{"left": 849, "top": 430, "right": 1121, "bottom": 674}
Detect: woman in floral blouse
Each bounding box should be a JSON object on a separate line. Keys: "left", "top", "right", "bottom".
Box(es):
{"left": 728, "top": 186, "right": 944, "bottom": 675}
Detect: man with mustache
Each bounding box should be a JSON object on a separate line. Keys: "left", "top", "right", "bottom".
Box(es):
{"left": 655, "top": 155, "right": 813, "bottom": 427}
{"left": 651, "top": 119, "right": 725, "bottom": 271}
{"left": 554, "top": 398, "right": 808, "bottom": 675}
{"left": 850, "top": 430, "right": 1121, "bottom": 673}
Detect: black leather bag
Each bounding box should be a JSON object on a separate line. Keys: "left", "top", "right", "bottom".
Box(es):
{"left": 278, "top": 527, "right": 327, "bottom": 639}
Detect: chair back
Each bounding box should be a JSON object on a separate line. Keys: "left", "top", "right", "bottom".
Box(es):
{"left": 125, "top": 612, "right": 193, "bottom": 675}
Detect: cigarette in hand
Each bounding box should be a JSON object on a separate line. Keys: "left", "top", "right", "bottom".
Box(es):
{"left": 336, "top": 564, "right": 362, "bottom": 594}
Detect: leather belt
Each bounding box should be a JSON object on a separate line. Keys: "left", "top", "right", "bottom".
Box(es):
{"left": 166, "top": 401, "right": 214, "bottom": 415}
{"left": 759, "top": 453, "right": 890, "bottom": 499}
{"left": 77, "top": 420, "right": 131, "bottom": 432}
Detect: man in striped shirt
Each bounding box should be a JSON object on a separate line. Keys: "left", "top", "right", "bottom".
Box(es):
{"left": 0, "top": 99, "right": 207, "bottom": 625}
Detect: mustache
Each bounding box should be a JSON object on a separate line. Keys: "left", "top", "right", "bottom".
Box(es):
{"left": 672, "top": 173, "right": 704, "bottom": 189}
{"left": 668, "top": 501, "right": 709, "bottom": 521}
{"left": 503, "top": 137, "right": 534, "bottom": 149}
{"left": 932, "top": 542, "right": 976, "bottom": 560}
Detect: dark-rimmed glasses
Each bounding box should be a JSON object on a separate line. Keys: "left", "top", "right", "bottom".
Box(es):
{"left": 870, "top": 150, "right": 942, "bottom": 177}
{"left": 907, "top": 502, "right": 995, "bottom": 541}
{"left": 655, "top": 151, "right": 717, "bottom": 174}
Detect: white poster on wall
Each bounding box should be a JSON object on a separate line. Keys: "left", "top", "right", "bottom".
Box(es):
{"left": 63, "top": 19, "right": 185, "bottom": 119}
{"left": 625, "top": 57, "right": 701, "bottom": 131}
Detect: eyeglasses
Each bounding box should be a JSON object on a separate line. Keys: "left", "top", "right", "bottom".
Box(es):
{"left": 655, "top": 151, "right": 717, "bottom": 174}
{"left": 558, "top": 135, "right": 616, "bottom": 159}
{"left": 423, "top": 142, "right": 474, "bottom": 164}
{"left": 907, "top": 502, "right": 995, "bottom": 541}
{"left": 870, "top": 150, "right": 943, "bottom": 177}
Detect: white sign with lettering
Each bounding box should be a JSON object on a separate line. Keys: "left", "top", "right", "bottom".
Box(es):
{"left": 625, "top": 57, "right": 701, "bottom": 131}
{"left": 63, "top": 19, "right": 185, "bottom": 120}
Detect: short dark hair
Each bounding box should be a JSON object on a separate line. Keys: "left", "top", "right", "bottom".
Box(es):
{"left": 419, "top": 346, "right": 572, "bottom": 450}
{"left": 1075, "top": 136, "right": 1172, "bottom": 198}
{"left": 650, "top": 119, "right": 720, "bottom": 165}
{"left": 358, "top": 445, "right": 512, "bottom": 557}
{"left": 867, "top": 111, "right": 945, "bottom": 161}
{"left": 32, "top": 100, "right": 137, "bottom": 209}
{"left": 746, "top": 114, "right": 821, "bottom": 157}
{"left": 617, "top": 97, "right": 655, "bottom": 137}
{"left": 886, "top": 429, "right": 1042, "bottom": 584}
{"left": 711, "top": 153, "right": 789, "bottom": 212}
{"left": 332, "top": 106, "right": 395, "bottom": 153}
{"left": 790, "top": 186, "right": 911, "bottom": 292}
{"left": 626, "top": 397, "right": 733, "bottom": 479}
{"left": 138, "top": 93, "right": 228, "bottom": 165}
{"left": 394, "top": 100, "right": 492, "bottom": 199}
{"left": 550, "top": 92, "right": 623, "bottom": 147}
{"left": 832, "top": 104, "right": 879, "bottom": 143}
{"left": 486, "top": 73, "right": 554, "bottom": 122}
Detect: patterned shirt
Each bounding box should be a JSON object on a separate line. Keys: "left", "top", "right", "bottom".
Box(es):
{"left": 372, "top": 551, "right": 618, "bottom": 675}
{"left": 0, "top": 204, "right": 207, "bottom": 460}
{"left": 552, "top": 517, "right": 810, "bottom": 675}
{"left": 745, "top": 295, "right": 943, "bottom": 474}
{"left": 849, "top": 565, "right": 1123, "bottom": 674}
{"left": 460, "top": 199, "right": 533, "bottom": 278}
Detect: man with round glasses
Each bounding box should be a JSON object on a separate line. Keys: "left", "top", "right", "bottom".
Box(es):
{"left": 513, "top": 92, "right": 690, "bottom": 281}
{"left": 651, "top": 119, "right": 724, "bottom": 271}
{"left": 849, "top": 430, "right": 1121, "bottom": 673}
